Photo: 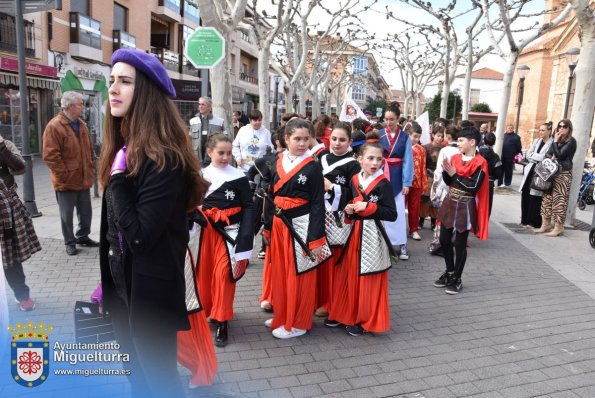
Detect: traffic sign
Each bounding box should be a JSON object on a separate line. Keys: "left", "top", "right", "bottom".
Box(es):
{"left": 184, "top": 27, "right": 225, "bottom": 69}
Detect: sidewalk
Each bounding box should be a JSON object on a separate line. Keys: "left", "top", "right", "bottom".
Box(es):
{"left": 2, "top": 159, "right": 595, "bottom": 398}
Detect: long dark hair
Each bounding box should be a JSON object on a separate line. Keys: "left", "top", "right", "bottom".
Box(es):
{"left": 556, "top": 118, "right": 573, "bottom": 142}
{"left": 314, "top": 115, "right": 331, "bottom": 138}
{"left": 99, "top": 69, "right": 208, "bottom": 210}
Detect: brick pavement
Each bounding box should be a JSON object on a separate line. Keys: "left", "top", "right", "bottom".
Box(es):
{"left": 1, "top": 159, "right": 595, "bottom": 398}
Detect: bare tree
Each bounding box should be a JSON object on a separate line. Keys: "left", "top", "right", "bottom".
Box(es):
{"left": 194, "top": 0, "right": 248, "bottom": 132}
{"left": 244, "top": 0, "right": 294, "bottom": 130}
{"left": 566, "top": 0, "right": 595, "bottom": 224}
{"left": 382, "top": 30, "right": 445, "bottom": 118}
{"left": 482, "top": 0, "right": 572, "bottom": 156}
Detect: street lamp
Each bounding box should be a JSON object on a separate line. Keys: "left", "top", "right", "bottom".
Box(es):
{"left": 514, "top": 65, "right": 530, "bottom": 135}
{"left": 563, "top": 47, "right": 580, "bottom": 119}
{"left": 273, "top": 75, "right": 282, "bottom": 129}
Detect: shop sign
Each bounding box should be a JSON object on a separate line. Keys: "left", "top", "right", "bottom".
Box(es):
{"left": 73, "top": 67, "right": 104, "bottom": 81}
{"left": 171, "top": 79, "right": 201, "bottom": 101}
{"left": 232, "top": 86, "right": 245, "bottom": 102}
{"left": 0, "top": 57, "right": 57, "bottom": 78}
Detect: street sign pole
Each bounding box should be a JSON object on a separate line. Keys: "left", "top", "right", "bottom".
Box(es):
{"left": 16, "top": 0, "right": 40, "bottom": 217}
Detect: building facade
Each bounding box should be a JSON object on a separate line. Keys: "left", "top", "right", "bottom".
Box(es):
{"left": 506, "top": 0, "right": 594, "bottom": 153}
{"left": 452, "top": 67, "right": 504, "bottom": 114}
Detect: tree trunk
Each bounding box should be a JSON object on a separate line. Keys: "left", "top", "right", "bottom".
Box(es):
{"left": 312, "top": 91, "right": 320, "bottom": 119}
{"left": 566, "top": 0, "right": 595, "bottom": 225}
{"left": 493, "top": 53, "right": 518, "bottom": 156}
{"left": 462, "top": 43, "right": 474, "bottom": 120}
{"left": 257, "top": 47, "right": 272, "bottom": 130}
{"left": 440, "top": 45, "right": 451, "bottom": 118}
{"left": 210, "top": 32, "right": 233, "bottom": 135}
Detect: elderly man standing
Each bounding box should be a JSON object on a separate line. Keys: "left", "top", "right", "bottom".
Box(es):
{"left": 479, "top": 123, "right": 488, "bottom": 145}
{"left": 189, "top": 96, "right": 225, "bottom": 164}
{"left": 42, "top": 91, "right": 97, "bottom": 256}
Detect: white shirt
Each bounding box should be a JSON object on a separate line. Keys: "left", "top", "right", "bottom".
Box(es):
{"left": 232, "top": 125, "right": 273, "bottom": 171}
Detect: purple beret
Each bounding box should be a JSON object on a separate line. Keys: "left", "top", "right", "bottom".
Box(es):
{"left": 364, "top": 110, "right": 372, "bottom": 115}
{"left": 111, "top": 49, "right": 176, "bottom": 98}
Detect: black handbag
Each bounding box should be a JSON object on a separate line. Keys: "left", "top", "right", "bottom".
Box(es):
{"left": 531, "top": 158, "right": 560, "bottom": 192}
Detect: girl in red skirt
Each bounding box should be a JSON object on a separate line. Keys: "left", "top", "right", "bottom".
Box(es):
{"left": 327, "top": 136, "right": 397, "bottom": 336}
{"left": 315, "top": 122, "right": 360, "bottom": 318}
{"left": 263, "top": 118, "right": 331, "bottom": 339}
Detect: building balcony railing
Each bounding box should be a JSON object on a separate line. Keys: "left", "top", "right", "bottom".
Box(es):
{"left": 240, "top": 31, "right": 252, "bottom": 44}
{"left": 0, "top": 13, "right": 35, "bottom": 57}
{"left": 182, "top": 55, "right": 199, "bottom": 76}
{"left": 159, "top": 0, "right": 181, "bottom": 13}
{"left": 240, "top": 72, "right": 258, "bottom": 85}
{"left": 113, "top": 30, "right": 136, "bottom": 51}
{"left": 151, "top": 47, "right": 179, "bottom": 72}
{"left": 70, "top": 12, "right": 101, "bottom": 49}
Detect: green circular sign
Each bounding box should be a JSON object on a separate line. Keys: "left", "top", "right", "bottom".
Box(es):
{"left": 184, "top": 27, "right": 225, "bottom": 69}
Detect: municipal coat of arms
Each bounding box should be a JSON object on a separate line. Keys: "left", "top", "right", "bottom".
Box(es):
{"left": 9, "top": 321, "right": 53, "bottom": 387}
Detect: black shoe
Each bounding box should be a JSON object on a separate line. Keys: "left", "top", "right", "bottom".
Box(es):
{"left": 215, "top": 321, "right": 228, "bottom": 347}
{"left": 66, "top": 244, "right": 78, "bottom": 256}
{"left": 76, "top": 237, "right": 100, "bottom": 247}
{"left": 345, "top": 324, "right": 365, "bottom": 336}
{"left": 433, "top": 272, "right": 452, "bottom": 288}
{"left": 324, "top": 318, "right": 342, "bottom": 328}
{"left": 445, "top": 278, "right": 462, "bottom": 295}
{"left": 419, "top": 218, "right": 424, "bottom": 230}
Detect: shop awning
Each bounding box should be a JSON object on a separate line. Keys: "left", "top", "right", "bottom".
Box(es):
{"left": 0, "top": 72, "right": 60, "bottom": 90}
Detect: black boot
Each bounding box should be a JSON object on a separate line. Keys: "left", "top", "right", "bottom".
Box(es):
{"left": 419, "top": 217, "right": 424, "bottom": 230}
{"left": 215, "top": 321, "right": 228, "bottom": 347}
{"left": 430, "top": 218, "right": 436, "bottom": 231}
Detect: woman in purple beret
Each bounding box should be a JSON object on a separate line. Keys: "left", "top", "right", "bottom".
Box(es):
{"left": 97, "top": 49, "right": 210, "bottom": 397}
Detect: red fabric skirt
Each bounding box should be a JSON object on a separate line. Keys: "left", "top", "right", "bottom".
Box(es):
{"left": 177, "top": 310, "right": 218, "bottom": 386}
{"left": 329, "top": 221, "right": 390, "bottom": 333}
{"left": 197, "top": 223, "right": 236, "bottom": 322}
{"left": 270, "top": 216, "right": 317, "bottom": 331}
{"left": 259, "top": 246, "right": 273, "bottom": 305}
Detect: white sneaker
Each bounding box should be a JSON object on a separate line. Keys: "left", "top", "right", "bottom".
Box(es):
{"left": 264, "top": 318, "right": 273, "bottom": 328}
{"left": 399, "top": 245, "right": 409, "bottom": 260}
{"left": 272, "top": 326, "right": 307, "bottom": 339}
{"left": 260, "top": 300, "right": 272, "bottom": 311}
{"left": 498, "top": 184, "right": 506, "bottom": 188}
{"left": 410, "top": 231, "right": 421, "bottom": 241}
{"left": 257, "top": 251, "right": 266, "bottom": 259}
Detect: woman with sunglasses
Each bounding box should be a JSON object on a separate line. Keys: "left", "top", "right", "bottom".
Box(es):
{"left": 535, "top": 119, "right": 577, "bottom": 236}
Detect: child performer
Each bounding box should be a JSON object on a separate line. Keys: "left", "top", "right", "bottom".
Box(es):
{"left": 434, "top": 126, "right": 489, "bottom": 295}
{"left": 327, "top": 134, "right": 397, "bottom": 336}
{"left": 196, "top": 134, "right": 254, "bottom": 346}
{"left": 315, "top": 122, "right": 360, "bottom": 318}
{"left": 263, "top": 118, "right": 331, "bottom": 339}
{"left": 379, "top": 106, "right": 413, "bottom": 261}
{"left": 406, "top": 122, "right": 428, "bottom": 241}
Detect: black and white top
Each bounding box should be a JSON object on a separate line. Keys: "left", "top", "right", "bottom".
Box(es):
{"left": 202, "top": 164, "right": 254, "bottom": 261}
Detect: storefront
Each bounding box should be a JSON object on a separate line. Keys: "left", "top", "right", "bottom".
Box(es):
{"left": 171, "top": 78, "right": 201, "bottom": 126}
{"left": 0, "top": 57, "right": 59, "bottom": 153}
{"left": 57, "top": 58, "right": 111, "bottom": 151}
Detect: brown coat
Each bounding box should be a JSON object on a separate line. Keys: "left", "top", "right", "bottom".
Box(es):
{"left": 42, "top": 112, "right": 95, "bottom": 191}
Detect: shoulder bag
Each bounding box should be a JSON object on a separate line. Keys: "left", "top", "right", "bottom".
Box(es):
{"left": 531, "top": 158, "right": 560, "bottom": 192}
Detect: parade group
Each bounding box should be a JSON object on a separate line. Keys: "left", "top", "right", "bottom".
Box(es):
{"left": 1, "top": 48, "right": 578, "bottom": 397}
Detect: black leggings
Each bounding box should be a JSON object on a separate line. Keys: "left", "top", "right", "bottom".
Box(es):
{"left": 439, "top": 227, "right": 469, "bottom": 279}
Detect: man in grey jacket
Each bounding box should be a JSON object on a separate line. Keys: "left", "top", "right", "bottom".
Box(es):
{"left": 189, "top": 96, "right": 225, "bottom": 165}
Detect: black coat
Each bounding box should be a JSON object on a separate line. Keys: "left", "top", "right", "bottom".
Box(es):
{"left": 502, "top": 132, "right": 522, "bottom": 160}
{"left": 99, "top": 159, "right": 190, "bottom": 338}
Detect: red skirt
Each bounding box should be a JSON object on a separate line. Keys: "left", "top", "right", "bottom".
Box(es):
{"left": 329, "top": 220, "right": 390, "bottom": 333}
{"left": 259, "top": 246, "right": 273, "bottom": 306}
{"left": 177, "top": 310, "right": 218, "bottom": 386}
{"left": 270, "top": 216, "right": 317, "bottom": 331}
{"left": 197, "top": 223, "right": 236, "bottom": 322}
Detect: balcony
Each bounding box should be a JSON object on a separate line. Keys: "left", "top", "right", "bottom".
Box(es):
{"left": 155, "top": 0, "right": 182, "bottom": 22}
{"left": 69, "top": 13, "right": 102, "bottom": 60}
{"left": 240, "top": 72, "right": 258, "bottom": 85}
{"left": 151, "top": 47, "right": 180, "bottom": 73}
{"left": 113, "top": 30, "right": 136, "bottom": 52}
{"left": 0, "top": 13, "right": 35, "bottom": 57}
{"left": 240, "top": 31, "right": 253, "bottom": 44}
{"left": 182, "top": 55, "right": 199, "bottom": 76}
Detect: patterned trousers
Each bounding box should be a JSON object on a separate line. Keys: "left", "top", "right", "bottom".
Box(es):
{"left": 540, "top": 170, "right": 572, "bottom": 224}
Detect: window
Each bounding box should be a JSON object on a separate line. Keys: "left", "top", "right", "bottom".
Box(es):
{"left": 470, "top": 89, "right": 480, "bottom": 107}
{"left": 353, "top": 56, "right": 368, "bottom": 77}
{"left": 352, "top": 83, "right": 366, "bottom": 101}
{"left": 71, "top": 0, "right": 89, "bottom": 15}
{"left": 113, "top": 3, "right": 127, "bottom": 31}
{"left": 184, "top": 1, "right": 199, "bottom": 22}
